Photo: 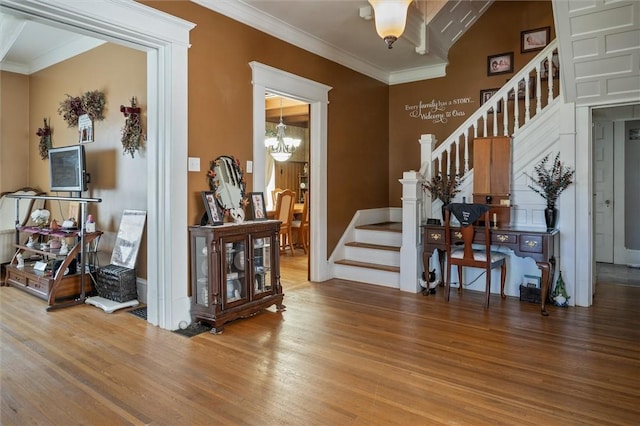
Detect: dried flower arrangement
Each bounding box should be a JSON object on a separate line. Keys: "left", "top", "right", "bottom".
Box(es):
{"left": 120, "top": 97, "right": 145, "bottom": 158}
{"left": 57, "top": 90, "right": 106, "bottom": 127}
{"left": 422, "top": 173, "right": 465, "bottom": 205}
{"left": 526, "top": 152, "right": 575, "bottom": 207}
{"left": 36, "top": 118, "right": 52, "bottom": 160}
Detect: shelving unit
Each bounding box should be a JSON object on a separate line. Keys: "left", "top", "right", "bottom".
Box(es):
{"left": 298, "top": 173, "right": 308, "bottom": 203}
{"left": 3, "top": 194, "right": 102, "bottom": 310}
{"left": 189, "top": 220, "right": 285, "bottom": 333}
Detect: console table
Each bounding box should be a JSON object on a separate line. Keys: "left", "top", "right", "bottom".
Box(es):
{"left": 422, "top": 224, "right": 558, "bottom": 315}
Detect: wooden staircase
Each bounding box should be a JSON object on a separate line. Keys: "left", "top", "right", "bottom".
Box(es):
{"left": 333, "top": 221, "right": 402, "bottom": 288}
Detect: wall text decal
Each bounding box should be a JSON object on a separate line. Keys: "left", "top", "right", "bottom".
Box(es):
{"left": 405, "top": 97, "right": 474, "bottom": 124}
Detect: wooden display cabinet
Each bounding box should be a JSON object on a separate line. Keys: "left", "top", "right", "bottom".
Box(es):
{"left": 473, "top": 136, "right": 512, "bottom": 226}
{"left": 189, "top": 220, "right": 285, "bottom": 334}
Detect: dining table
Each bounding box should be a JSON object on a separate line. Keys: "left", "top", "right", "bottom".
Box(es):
{"left": 266, "top": 203, "right": 304, "bottom": 219}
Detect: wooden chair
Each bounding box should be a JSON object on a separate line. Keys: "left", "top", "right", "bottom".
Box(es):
{"left": 274, "top": 189, "right": 295, "bottom": 256}
{"left": 271, "top": 188, "right": 284, "bottom": 207}
{"left": 444, "top": 203, "right": 507, "bottom": 308}
{"left": 291, "top": 191, "right": 309, "bottom": 253}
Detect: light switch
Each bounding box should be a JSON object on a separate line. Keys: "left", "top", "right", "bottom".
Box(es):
{"left": 188, "top": 157, "right": 200, "bottom": 172}
{"left": 246, "top": 160, "right": 253, "bottom": 173}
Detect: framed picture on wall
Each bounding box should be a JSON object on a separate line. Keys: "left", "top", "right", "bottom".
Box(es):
{"left": 201, "top": 191, "right": 223, "bottom": 226}
{"left": 487, "top": 52, "right": 514, "bottom": 76}
{"left": 248, "top": 192, "right": 267, "bottom": 221}
{"left": 480, "top": 88, "right": 502, "bottom": 114}
{"left": 508, "top": 77, "right": 535, "bottom": 100}
{"left": 521, "top": 27, "right": 550, "bottom": 53}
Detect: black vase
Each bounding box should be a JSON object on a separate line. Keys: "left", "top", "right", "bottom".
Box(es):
{"left": 544, "top": 206, "right": 557, "bottom": 230}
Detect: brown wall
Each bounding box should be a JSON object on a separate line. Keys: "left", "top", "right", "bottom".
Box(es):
{"left": 25, "top": 44, "right": 148, "bottom": 276}
{"left": 388, "top": 1, "right": 554, "bottom": 206}
{"left": 144, "top": 1, "right": 390, "bottom": 254}
{"left": 0, "top": 72, "right": 30, "bottom": 191}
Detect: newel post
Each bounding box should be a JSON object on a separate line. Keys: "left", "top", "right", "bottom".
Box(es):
{"left": 399, "top": 170, "right": 424, "bottom": 293}
{"left": 419, "top": 134, "right": 437, "bottom": 218}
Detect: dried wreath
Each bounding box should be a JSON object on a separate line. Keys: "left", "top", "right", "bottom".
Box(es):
{"left": 36, "top": 118, "right": 52, "bottom": 160}
{"left": 120, "top": 97, "right": 146, "bottom": 158}
{"left": 57, "top": 90, "right": 106, "bottom": 127}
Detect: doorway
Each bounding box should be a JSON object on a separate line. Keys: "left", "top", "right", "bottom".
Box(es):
{"left": 592, "top": 105, "right": 640, "bottom": 292}
{"left": 250, "top": 62, "right": 332, "bottom": 283}
{"left": 4, "top": 1, "right": 194, "bottom": 329}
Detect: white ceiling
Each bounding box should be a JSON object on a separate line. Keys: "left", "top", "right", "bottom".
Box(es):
{"left": 0, "top": 13, "right": 105, "bottom": 75}
{"left": 0, "top": 0, "right": 491, "bottom": 84}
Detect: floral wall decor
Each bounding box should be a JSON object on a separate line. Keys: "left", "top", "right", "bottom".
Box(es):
{"left": 57, "top": 90, "right": 106, "bottom": 127}
{"left": 36, "top": 118, "right": 52, "bottom": 160}
{"left": 120, "top": 97, "right": 145, "bottom": 158}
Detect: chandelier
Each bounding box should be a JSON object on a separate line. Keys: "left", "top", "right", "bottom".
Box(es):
{"left": 368, "top": 0, "right": 412, "bottom": 49}
{"left": 265, "top": 100, "right": 301, "bottom": 162}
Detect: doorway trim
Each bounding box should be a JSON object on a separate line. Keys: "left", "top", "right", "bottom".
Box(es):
{"left": 2, "top": 0, "right": 195, "bottom": 329}
{"left": 250, "top": 62, "right": 332, "bottom": 281}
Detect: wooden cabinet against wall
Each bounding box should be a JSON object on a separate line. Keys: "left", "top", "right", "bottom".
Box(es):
{"left": 473, "top": 136, "right": 512, "bottom": 225}
{"left": 189, "top": 220, "right": 285, "bottom": 334}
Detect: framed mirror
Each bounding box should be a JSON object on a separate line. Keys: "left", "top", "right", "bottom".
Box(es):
{"left": 207, "top": 155, "right": 246, "bottom": 215}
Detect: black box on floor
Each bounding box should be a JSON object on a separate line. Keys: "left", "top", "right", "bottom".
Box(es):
{"left": 519, "top": 284, "right": 541, "bottom": 303}
{"left": 95, "top": 264, "right": 137, "bottom": 302}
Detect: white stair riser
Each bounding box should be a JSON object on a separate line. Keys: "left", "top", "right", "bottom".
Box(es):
{"left": 354, "top": 229, "right": 402, "bottom": 246}
{"left": 333, "top": 264, "right": 400, "bottom": 289}
{"left": 344, "top": 246, "right": 400, "bottom": 267}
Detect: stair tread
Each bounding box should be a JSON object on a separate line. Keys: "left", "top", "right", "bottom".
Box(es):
{"left": 335, "top": 259, "right": 400, "bottom": 273}
{"left": 356, "top": 222, "right": 402, "bottom": 232}
{"left": 345, "top": 241, "right": 400, "bottom": 252}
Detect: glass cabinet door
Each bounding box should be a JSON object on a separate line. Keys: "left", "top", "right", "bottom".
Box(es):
{"left": 194, "top": 235, "right": 209, "bottom": 307}
{"left": 252, "top": 235, "right": 273, "bottom": 296}
{"left": 222, "top": 237, "right": 247, "bottom": 306}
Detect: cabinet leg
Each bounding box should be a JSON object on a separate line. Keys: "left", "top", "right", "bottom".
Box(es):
{"left": 276, "top": 303, "right": 286, "bottom": 312}
{"left": 210, "top": 327, "right": 224, "bottom": 335}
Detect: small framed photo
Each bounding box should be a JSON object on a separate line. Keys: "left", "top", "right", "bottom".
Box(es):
{"left": 508, "top": 77, "right": 535, "bottom": 100}
{"left": 524, "top": 274, "right": 541, "bottom": 288}
{"left": 541, "top": 53, "right": 560, "bottom": 79}
{"left": 201, "top": 191, "right": 223, "bottom": 226}
{"left": 78, "top": 114, "right": 94, "bottom": 144}
{"left": 487, "top": 52, "right": 514, "bottom": 76}
{"left": 249, "top": 192, "right": 267, "bottom": 221}
{"left": 521, "top": 27, "right": 550, "bottom": 53}
{"left": 480, "top": 88, "right": 502, "bottom": 114}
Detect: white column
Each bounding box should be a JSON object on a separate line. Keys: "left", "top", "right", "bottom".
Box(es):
{"left": 399, "top": 170, "right": 423, "bottom": 293}
{"left": 419, "top": 134, "right": 436, "bottom": 219}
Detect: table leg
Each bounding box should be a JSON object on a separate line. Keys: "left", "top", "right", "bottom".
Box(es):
{"left": 536, "top": 260, "right": 553, "bottom": 316}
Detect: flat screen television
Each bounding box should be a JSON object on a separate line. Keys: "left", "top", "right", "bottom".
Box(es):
{"left": 48, "top": 145, "right": 88, "bottom": 192}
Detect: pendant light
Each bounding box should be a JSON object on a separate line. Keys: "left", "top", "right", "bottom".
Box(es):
{"left": 368, "top": 0, "right": 413, "bottom": 49}
{"left": 265, "top": 99, "right": 301, "bottom": 162}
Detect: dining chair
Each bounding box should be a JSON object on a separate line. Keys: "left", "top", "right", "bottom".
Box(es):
{"left": 444, "top": 203, "right": 507, "bottom": 308}
{"left": 271, "top": 188, "right": 284, "bottom": 207}
{"left": 291, "top": 191, "right": 309, "bottom": 254}
{"left": 274, "top": 189, "right": 295, "bottom": 256}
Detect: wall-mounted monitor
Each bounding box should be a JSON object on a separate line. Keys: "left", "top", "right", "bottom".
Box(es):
{"left": 48, "top": 145, "right": 88, "bottom": 192}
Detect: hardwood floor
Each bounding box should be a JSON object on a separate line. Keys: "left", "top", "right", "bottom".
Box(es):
{"left": 2, "top": 254, "right": 639, "bottom": 425}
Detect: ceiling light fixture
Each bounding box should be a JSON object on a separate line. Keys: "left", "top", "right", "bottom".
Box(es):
{"left": 368, "top": 0, "right": 413, "bottom": 49}
{"left": 265, "top": 99, "right": 301, "bottom": 162}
